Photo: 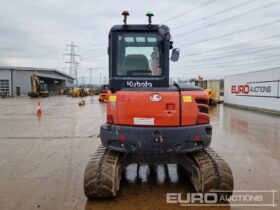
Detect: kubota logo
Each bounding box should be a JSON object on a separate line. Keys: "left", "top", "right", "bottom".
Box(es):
{"left": 126, "top": 81, "right": 153, "bottom": 88}
{"left": 150, "top": 93, "right": 162, "bottom": 102}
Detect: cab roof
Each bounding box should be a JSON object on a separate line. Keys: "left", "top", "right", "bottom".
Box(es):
{"left": 110, "top": 24, "right": 170, "bottom": 35}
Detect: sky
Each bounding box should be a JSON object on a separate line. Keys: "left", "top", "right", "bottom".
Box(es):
{"left": 0, "top": 0, "right": 280, "bottom": 84}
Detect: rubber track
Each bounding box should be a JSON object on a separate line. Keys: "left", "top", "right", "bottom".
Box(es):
{"left": 191, "top": 147, "right": 234, "bottom": 198}
{"left": 84, "top": 146, "right": 233, "bottom": 199}
{"left": 84, "top": 145, "right": 120, "bottom": 198}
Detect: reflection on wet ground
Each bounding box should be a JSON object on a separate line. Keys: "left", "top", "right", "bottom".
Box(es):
{"left": 230, "top": 117, "right": 249, "bottom": 134}
{"left": 124, "top": 164, "right": 179, "bottom": 184}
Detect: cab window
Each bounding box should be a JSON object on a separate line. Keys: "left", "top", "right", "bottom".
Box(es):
{"left": 116, "top": 33, "right": 163, "bottom": 77}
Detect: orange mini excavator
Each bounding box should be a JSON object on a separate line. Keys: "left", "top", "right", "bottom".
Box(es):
{"left": 84, "top": 10, "right": 233, "bottom": 199}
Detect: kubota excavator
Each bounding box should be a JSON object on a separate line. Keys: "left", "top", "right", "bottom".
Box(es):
{"left": 84, "top": 11, "right": 234, "bottom": 199}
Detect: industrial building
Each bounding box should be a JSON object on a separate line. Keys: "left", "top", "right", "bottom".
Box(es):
{"left": 224, "top": 67, "right": 280, "bottom": 113}
{"left": 0, "top": 66, "right": 74, "bottom": 96}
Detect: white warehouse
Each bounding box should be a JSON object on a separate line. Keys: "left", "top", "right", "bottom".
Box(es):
{"left": 0, "top": 66, "right": 74, "bottom": 96}
{"left": 224, "top": 67, "right": 280, "bottom": 113}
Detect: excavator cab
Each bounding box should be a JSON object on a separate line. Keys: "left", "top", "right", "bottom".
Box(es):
{"left": 108, "top": 11, "right": 180, "bottom": 91}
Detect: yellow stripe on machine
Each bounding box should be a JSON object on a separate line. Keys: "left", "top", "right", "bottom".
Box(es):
{"left": 109, "top": 96, "right": 117, "bottom": 102}
{"left": 183, "top": 96, "right": 192, "bottom": 103}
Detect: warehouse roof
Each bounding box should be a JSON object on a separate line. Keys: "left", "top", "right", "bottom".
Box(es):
{"left": 0, "top": 66, "right": 74, "bottom": 80}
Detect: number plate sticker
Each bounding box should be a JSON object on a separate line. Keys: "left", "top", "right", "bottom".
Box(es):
{"left": 133, "top": 117, "right": 154, "bottom": 125}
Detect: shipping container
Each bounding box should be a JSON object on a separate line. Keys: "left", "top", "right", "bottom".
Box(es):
{"left": 224, "top": 68, "right": 280, "bottom": 113}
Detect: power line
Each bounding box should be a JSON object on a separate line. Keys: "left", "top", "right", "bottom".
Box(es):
{"left": 180, "top": 34, "right": 280, "bottom": 57}
{"left": 164, "top": 0, "right": 218, "bottom": 22}
{"left": 82, "top": 42, "right": 106, "bottom": 49}
{"left": 175, "top": 56, "right": 280, "bottom": 70}
{"left": 82, "top": 53, "right": 108, "bottom": 61}
{"left": 175, "top": 64, "right": 280, "bottom": 79}
{"left": 173, "top": 48, "right": 280, "bottom": 72}
{"left": 173, "top": 62, "right": 280, "bottom": 78}
{"left": 177, "top": 53, "right": 280, "bottom": 69}
{"left": 79, "top": 76, "right": 85, "bottom": 85}
{"left": 156, "top": 0, "right": 188, "bottom": 17}
{"left": 173, "top": 60, "right": 280, "bottom": 76}
{"left": 172, "top": 0, "right": 257, "bottom": 31}
{"left": 83, "top": 55, "right": 107, "bottom": 59}
{"left": 175, "top": 0, "right": 280, "bottom": 37}
{"left": 180, "top": 43, "right": 280, "bottom": 62}
{"left": 89, "top": 68, "right": 94, "bottom": 85}
{"left": 82, "top": 44, "right": 106, "bottom": 51}
{"left": 177, "top": 19, "right": 280, "bottom": 46}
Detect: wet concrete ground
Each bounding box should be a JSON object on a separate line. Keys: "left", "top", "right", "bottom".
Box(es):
{"left": 0, "top": 96, "right": 279, "bottom": 210}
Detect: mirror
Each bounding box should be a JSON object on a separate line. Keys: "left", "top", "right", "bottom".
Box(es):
{"left": 171, "top": 48, "right": 180, "bottom": 62}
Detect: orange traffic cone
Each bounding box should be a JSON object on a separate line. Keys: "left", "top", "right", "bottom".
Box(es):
{"left": 37, "top": 102, "right": 42, "bottom": 116}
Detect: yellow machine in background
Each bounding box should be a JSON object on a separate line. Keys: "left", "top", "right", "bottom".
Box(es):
{"left": 98, "top": 85, "right": 108, "bottom": 102}
{"left": 71, "top": 88, "right": 80, "bottom": 97}
{"left": 59, "top": 89, "right": 64, "bottom": 95}
{"left": 28, "top": 73, "right": 49, "bottom": 97}
{"left": 85, "top": 88, "right": 96, "bottom": 96}
{"left": 194, "top": 76, "right": 221, "bottom": 105}
{"left": 71, "top": 86, "right": 87, "bottom": 97}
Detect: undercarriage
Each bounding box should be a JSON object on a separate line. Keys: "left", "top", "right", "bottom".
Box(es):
{"left": 84, "top": 145, "right": 234, "bottom": 199}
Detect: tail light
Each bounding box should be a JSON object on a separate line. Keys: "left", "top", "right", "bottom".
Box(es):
{"left": 197, "top": 115, "right": 210, "bottom": 124}
{"left": 194, "top": 135, "right": 200, "bottom": 141}
{"left": 119, "top": 134, "right": 125, "bottom": 141}
{"left": 107, "top": 115, "right": 114, "bottom": 124}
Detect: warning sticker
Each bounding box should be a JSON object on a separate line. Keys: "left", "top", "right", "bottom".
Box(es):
{"left": 109, "top": 96, "right": 117, "bottom": 102}
{"left": 133, "top": 117, "right": 154, "bottom": 125}
{"left": 183, "top": 96, "right": 192, "bottom": 103}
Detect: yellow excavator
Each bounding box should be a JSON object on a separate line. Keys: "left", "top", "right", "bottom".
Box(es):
{"left": 192, "top": 76, "right": 218, "bottom": 105}
{"left": 28, "top": 73, "right": 49, "bottom": 97}
{"left": 71, "top": 86, "right": 87, "bottom": 97}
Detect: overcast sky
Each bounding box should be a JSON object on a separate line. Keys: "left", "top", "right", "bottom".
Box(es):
{"left": 0, "top": 0, "right": 280, "bottom": 83}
